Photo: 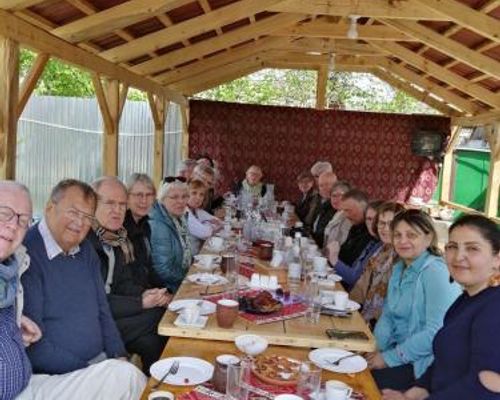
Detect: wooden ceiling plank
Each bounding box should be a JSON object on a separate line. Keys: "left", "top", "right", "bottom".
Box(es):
{"left": 369, "top": 41, "right": 500, "bottom": 109}
{"left": 0, "top": 9, "right": 186, "bottom": 105}
{"left": 100, "top": 0, "right": 287, "bottom": 63}
{"left": 52, "top": 0, "right": 192, "bottom": 43}
{"left": 381, "top": 59, "right": 485, "bottom": 115}
{"left": 414, "top": 0, "right": 500, "bottom": 44}
{"left": 373, "top": 68, "right": 459, "bottom": 115}
{"left": 267, "top": 0, "right": 446, "bottom": 20}
{"left": 156, "top": 36, "right": 290, "bottom": 85}
{"left": 274, "top": 20, "right": 412, "bottom": 41}
{"left": 0, "top": 0, "right": 47, "bottom": 10}
{"left": 131, "top": 13, "right": 305, "bottom": 75}
{"left": 382, "top": 19, "right": 500, "bottom": 80}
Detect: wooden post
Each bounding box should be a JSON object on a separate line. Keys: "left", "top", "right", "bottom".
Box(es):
{"left": 180, "top": 104, "right": 190, "bottom": 159}
{"left": 485, "top": 122, "right": 500, "bottom": 218}
{"left": 92, "top": 75, "right": 128, "bottom": 176}
{"left": 440, "top": 125, "right": 461, "bottom": 203}
{"left": 17, "top": 52, "right": 49, "bottom": 118}
{"left": 148, "top": 93, "right": 168, "bottom": 187}
{"left": 316, "top": 66, "right": 328, "bottom": 110}
{"left": 0, "top": 36, "right": 19, "bottom": 179}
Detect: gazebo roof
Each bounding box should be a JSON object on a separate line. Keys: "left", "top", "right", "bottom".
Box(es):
{"left": 1, "top": 0, "right": 499, "bottom": 119}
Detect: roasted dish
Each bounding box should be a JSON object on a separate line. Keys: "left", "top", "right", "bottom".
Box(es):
{"left": 239, "top": 291, "right": 283, "bottom": 314}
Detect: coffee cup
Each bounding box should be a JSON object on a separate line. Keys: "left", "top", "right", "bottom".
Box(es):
{"left": 194, "top": 254, "right": 220, "bottom": 270}
{"left": 313, "top": 256, "right": 328, "bottom": 272}
{"left": 325, "top": 380, "right": 353, "bottom": 400}
{"left": 333, "top": 291, "right": 349, "bottom": 310}
{"left": 273, "top": 395, "right": 303, "bottom": 400}
{"left": 208, "top": 236, "right": 224, "bottom": 251}
{"left": 181, "top": 304, "right": 201, "bottom": 324}
{"left": 216, "top": 299, "right": 239, "bottom": 328}
{"left": 148, "top": 390, "right": 174, "bottom": 400}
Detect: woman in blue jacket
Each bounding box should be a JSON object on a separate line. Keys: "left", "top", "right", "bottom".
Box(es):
{"left": 368, "top": 210, "right": 461, "bottom": 390}
{"left": 383, "top": 214, "right": 500, "bottom": 400}
{"left": 149, "top": 178, "right": 192, "bottom": 293}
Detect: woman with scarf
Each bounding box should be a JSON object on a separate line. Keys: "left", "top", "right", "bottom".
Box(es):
{"left": 149, "top": 178, "right": 192, "bottom": 294}
{"left": 350, "top": 201, "right": 404, "bottom": 327}
{"left": 88, "top": 177, "right": 168, "bottom": 374}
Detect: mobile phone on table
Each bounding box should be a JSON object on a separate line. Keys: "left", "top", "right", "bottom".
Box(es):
{"left": 326, "top": 328, "right": 369, "bottom": 341}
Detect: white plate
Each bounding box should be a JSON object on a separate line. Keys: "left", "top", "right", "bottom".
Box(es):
{"left": 310, "top": 390, "right": 353, "bottom": 400}
{"left": 174, "top": 314, "right": 208, "bottom": 329}
{"left": 309, "top": 348, "right": 367, "bottom": 374}
{"left": 187, "top": 273, "right": 229, "bottom": 286}
{"left": 150, "top": 357, "right": 214, "bottom": 386}
{"left": 322, "top": 299, "right": 361, "bottom": 312}
{"left": 168, "top": 299, "right": 216, "bottom": 315}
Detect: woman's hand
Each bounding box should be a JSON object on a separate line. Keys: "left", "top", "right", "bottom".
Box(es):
{"left": 383, "top": 387, "right": 430, "bottom": 400}
{"left": 366, "top": 351, "right": 387, "bottom": 369}
{"left": 20, "top": 315, "right": 42, "bottom": 347}
{"left": 479, "top": 371, "right": 500, "bottom": 393}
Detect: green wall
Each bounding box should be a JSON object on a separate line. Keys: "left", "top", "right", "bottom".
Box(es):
{"left": 452, "top": 149, "right": 490, "bottom": 212}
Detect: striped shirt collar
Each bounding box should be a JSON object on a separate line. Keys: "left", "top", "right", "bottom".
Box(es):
{"left": 38, "top": 218, "right": 80, "bottom": 260}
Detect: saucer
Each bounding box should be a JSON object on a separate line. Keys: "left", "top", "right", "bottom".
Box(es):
{"left": 174, "top": 314, "right": 208, "bottom": 329}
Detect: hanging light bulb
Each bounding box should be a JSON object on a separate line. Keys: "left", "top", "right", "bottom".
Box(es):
{"left": 328, "top": 52, "right": 336, "bottom": 73}
{"left": 347, "top": 15, "right": 360, "bottom": 39}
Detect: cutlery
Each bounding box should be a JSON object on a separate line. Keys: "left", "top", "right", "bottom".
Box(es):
{"left": 152, "top": 360, "right": 180, "bottom": 390}
{"left": 326, "top": 353, "right": 359, "bottom": 366}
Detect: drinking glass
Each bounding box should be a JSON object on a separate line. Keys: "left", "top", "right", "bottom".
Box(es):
{"left": 226, "top": 359, "right": 252, "bottom": 400}
{"left": 296, "top": 362, "right": 321, "bottom": 399}
{"left": 304, "top": 296, "right": 322, "bottom": 324}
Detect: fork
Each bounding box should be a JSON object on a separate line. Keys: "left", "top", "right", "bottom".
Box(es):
{"left": 326, "top": 353, "right": 358, "bottom": 366}
{"left": 152, "top": 360, "right": 180, "bottom": 390}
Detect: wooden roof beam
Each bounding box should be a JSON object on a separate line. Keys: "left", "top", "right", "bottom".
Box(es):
{"left": 283, "top": 38, "right": 384, "bottom": 56}
{"left": 0, "top": 0, "right": 46, "bottom": 10}
{"left": 373, "top": 68, "right": 460, "bottom": 116}
{"left": 369, "top": 41, "right": 500, "bottom": 110}
{"left": 380, "top": 59, "right": 486, "bottom": 115}
{"left": 452, "top": 110, "right": 500, "bottom": 126}
{"left": 263, "top": 62, "right": 372, "bottom": 72}
{"left": 381, "top": 19, "right": 500, "bottom": 80}
{"left": 274, "top": 20, "right": 412, "bottom": 41}
{"left": 267, "top": 0, "right": 446, "bottom": 20}
{"left": 100, "top": 0, "right": 288, "bottom": 63}
{"left": 265, "top": 52, "right": 386, "bottom": 67}
{"left": 52, "top": 0, "right": 192, "bottom": 43}
{"left": 413, "top": 0, "right": 500, "bottom": 44}
{"left": 131, "top": 13, "right": 305, "bottom": 76}
{"left": 156, "top": 36, "right": 291, "bottom": 85}
{"left": 0, "top": 9, "right": 186, "bottom": 105}
{"left": 181, "top": 63, "right": 264, "bottom": 95}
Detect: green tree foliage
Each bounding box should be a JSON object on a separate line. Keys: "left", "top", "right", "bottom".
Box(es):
{"left": 19, "top": 48, "right": 147, "bottom": 100}
{"left": 199, "top": 69, "right": 438, "bottom": 115}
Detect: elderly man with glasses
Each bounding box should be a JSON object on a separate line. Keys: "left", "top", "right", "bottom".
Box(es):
{"left": 88, "top": 176, "right": 169, "bottom": 374}
{"left": 20, "top": 179, "right": 146, "bottom": 399}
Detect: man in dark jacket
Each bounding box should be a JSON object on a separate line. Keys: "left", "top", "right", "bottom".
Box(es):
{"left": 89, "top": 176, "right": 169, "bottom": 374}
{"left": 311, "top": 171, "right": 337, "bottom": 247}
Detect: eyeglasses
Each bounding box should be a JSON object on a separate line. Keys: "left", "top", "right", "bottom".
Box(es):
{"left": 163, "top": 176, "right": 187, "bottom": 184}
{"left": 99, "top": 199, "right": 127, "bottom": 211}
{"left": 129, "top": 192, "right": 155, "bottom": 200}
{"left": 64, "top": 208, "right": 96, "bottom": 226}
{"left": 0, "top": 205, "right": 32, "bottom": 229}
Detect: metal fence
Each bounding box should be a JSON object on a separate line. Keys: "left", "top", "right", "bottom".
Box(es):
{"left": 16, "top": 95, "right": 182, "bottom": 214}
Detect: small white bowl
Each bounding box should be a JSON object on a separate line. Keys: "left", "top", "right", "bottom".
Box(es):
{"left": 235, "top": 334, "right": 268, "bottom": 356}
{"left": 148, "top": 390, "right": 174, "bottom": 400}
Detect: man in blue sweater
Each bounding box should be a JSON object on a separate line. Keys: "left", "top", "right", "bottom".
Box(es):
{"left": 20, "top": 179, "right": 146, "bottom": 398}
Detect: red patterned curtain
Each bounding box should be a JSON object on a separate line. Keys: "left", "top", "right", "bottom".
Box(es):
{"left": 188, "top": 100, "right": 449, "bottom": 203}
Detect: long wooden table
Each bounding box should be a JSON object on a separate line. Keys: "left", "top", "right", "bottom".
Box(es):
{"left": 141, "top": 337, "right": 382, "bottom": 400}
{"left": 157, "top": 266, "right": 376, "bottom": 353}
